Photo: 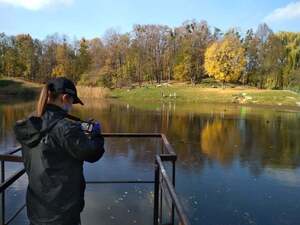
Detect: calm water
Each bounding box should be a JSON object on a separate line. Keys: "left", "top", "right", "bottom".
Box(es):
{"left": 1, "top": 99, "right": 300, "bottom": 225}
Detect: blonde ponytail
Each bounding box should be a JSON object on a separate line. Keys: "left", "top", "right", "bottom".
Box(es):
{"left": 36, "top": 84, "right": 50, "bottom": 117}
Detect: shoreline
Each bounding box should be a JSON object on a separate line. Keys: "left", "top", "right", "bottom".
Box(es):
{"left": 1, "top": 77, "right": 300, "bottom": 111}
{"left": 106, "top": 98, "right": 300, "bottom": 113}
{"left": 109, "top": 84, "right": 300, "bottom": 110}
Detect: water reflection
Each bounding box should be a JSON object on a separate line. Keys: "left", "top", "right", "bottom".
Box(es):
{"left": 82, "top": 184, "right": 153, "bottom": 225}
{"left": 265, "top": 167, "right": 300, "bottom": 187}
{"left": 0, "top": 102, "right": 35, "bottom": 152}
{"left": 1, "top": 99, "right": 300, "bottom": 225}
{"left": 201, "top": 119, "right": 241, "bottom": 166}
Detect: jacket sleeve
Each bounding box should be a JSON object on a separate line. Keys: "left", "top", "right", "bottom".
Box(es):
{"left": 61, "top": 121, "right": 105, "bottom": 163}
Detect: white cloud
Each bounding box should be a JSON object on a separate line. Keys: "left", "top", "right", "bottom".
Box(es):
{"left": 0, "top": 0, "right": 73, "bottom": 10}
{"left": 264, "top": 1, "right": 300, "bottom": 22}
{"left": 265, "top": 167, "right": 300, "bottom": 187}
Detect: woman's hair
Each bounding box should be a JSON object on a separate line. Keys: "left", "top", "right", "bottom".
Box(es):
{"left": 36, "top": 83, "right": 60, "bottom": 117}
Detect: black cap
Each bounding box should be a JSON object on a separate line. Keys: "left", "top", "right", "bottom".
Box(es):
{"left": 47, "top": 77, "right": 84, "bottom": 105}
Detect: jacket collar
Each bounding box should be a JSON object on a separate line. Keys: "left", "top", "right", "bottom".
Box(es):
{"left": 41, "top": 104, "right": 67, "bottom": 130}
{"left": 45, "top": 103, "right": 67, "bottom": 116}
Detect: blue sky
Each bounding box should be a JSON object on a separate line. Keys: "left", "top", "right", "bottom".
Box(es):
{"left": 0, "top": 0, "right": 299, "bottom": 40}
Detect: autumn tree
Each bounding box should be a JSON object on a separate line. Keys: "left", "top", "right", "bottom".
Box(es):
{"left": 0, "top": 20, "right": 299, "bottom": 91}
{"left": 52, "top": 37, "right": 77, "bottom": 81}
{"left": 174, "top": 20, "right": 212, "bottom": 83}
{"left": 38, "top": 35, "right": 57, "bottom": 81}
{"left": 0, "top": 33, "right": 6, "bottom": 76}
{"left": 100, "top": 29, "right": 131, "bottom": 87}
{"left": 263, "top": 34, "right": 286, "bottom": 89}
{"left": 131, "top": 25, "right": 146, "bottom": 85}
{"left": 76, "top": 38, "right": 91, "bottom": 76}
{"left": 3, "top": 37, "right": 19, "bottom": 77}
{"left": 243, "top": 29, "right": 260, "bottom": 85}
{"left": 89, "top": 38, "right": 106, "bottom": 71}
{"left": 204, "top": 34, "right": 246, "bottom": 84}
{"left": 255, "top": 23, "right": 273, "bottom": 88}
{"left": 276, "top": 32, "right": 300, "bottom": 88}
{"left": 15, "top": 34, "right": 41, "bottom": 80}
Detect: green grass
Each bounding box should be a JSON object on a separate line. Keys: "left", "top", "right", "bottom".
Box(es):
{"left": 109, "top": 83, "right": 300, "bottom": 109}
{"left": 1, "top": 77, "right": 300, "bottom": 110}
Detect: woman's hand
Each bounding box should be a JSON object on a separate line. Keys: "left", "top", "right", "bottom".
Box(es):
{"left": 91, "top": 121, "right": 101, "bottom": 137}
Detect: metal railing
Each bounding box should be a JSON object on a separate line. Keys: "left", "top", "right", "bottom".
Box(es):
{"left": 0, "top": 133, "right": 190, "bottom": 225}
{"left": 0, "top": 147, "right": 25, "bottom": 225}
{"left": 154, "top": 155, "right": 191, "bottom": 225}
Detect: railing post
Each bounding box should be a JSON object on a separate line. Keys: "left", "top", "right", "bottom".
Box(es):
{"left": 171, "top": 160, "right": 176, "bottom": 225}
{"left": 153, "top": 159, "right": 159, "bottom": 225}
{"left": 0, "top": 160, "right": 5, "bottom": 225}
{"left": 159, "top": 178, "right": 162, "bottom": 223}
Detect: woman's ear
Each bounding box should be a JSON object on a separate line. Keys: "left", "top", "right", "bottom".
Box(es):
{"left": 61, "top": 94, "right": 68, "bottom": 104}
{"left": 62, "top": 94, "right": 73, "bottom": 104}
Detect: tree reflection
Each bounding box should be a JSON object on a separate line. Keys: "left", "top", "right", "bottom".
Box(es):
{"left": 0, "top": 102, "right": 35, "bottom": 151}
{"left": 1, "top": 100, "right": 300, "bottom": 176}
{"left": 201, "top": 119, "right": 241, "bottom": 166}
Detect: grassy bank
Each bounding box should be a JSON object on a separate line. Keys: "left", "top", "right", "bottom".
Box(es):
{"left": 1, "top": 77, "right": 300, "bottom": 109}
{"left": 0, "top": 77, "right": 42, "bottom": 98}
{"left": 0, "top": 78, "right": 111, "bottom": 99}
{"left": 110, "top": 83, "right": 300, "bottom": 108}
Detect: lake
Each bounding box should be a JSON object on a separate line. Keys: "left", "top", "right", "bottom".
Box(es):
{"left": 1, "top": 99, "right": 300, "bottom": 225}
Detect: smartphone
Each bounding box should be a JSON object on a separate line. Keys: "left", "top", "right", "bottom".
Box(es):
{"left": 81, "top": 122, "right": 93, "bottom": 133}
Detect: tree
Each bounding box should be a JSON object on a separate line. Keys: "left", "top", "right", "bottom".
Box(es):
{"left": 101, "top": 29, "right": 131, "bottom": 87}
{"left": 1, "top": 21, "right": 299, "bottom": 91}
{"left": 76, "top": 38, "right": 91, "bottom": 76}
{"left": 243, "top": 29, "right": 260, "bottom": 85}
{"left": 173, "top": 55, "right": 191, "bottom": 81}
{"left": 276, "top": 32, "right": 300, "bottom": 88}
{"left": 263, "top": 34, "right": 286, "bottom": 89}
{"left": 173, "top": 20, "right": 212, "bottom": 83}
{"left": 15, "top": 34, "right": 40, "bottom": 80}
{"left": 204, "top": 34, "right": 246, "bottom": 84}
{"left": 52, "top": 37, "right": 77, "bottom": 81}
{"left": 38, "top": 36, "right": 57, "bottom": 81}
{"left": 89, "top": 38, "right": 106, "bottom": 71}
{"left": 3, "top": 36, "right": 19, "bottom": 77}
{"left": 255, "top": 23, "right": 273, "bottom": 88}
{"left": 0, "top": 33, "right": 6, "bottom": 76}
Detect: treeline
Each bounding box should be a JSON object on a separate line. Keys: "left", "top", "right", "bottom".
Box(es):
{"left": 0, "top": 20, "right": 299, "bottom": 89}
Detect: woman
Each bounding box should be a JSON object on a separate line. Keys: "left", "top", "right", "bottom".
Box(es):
{"left": 14, "top": 77, "right": 105, "bottom": 225}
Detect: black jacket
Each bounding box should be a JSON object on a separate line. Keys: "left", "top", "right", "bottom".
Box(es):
{"left": 14, "top": 104, "right": 105, "bottom": 225}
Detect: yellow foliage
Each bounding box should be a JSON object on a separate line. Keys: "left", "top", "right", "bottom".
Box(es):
{"left": 204, "top": 35, "right": 246, "bottom": 83}
{"left": 173, "top": 55, "right": 191, "bottom": 81}
{"left": 174, "top": 63, "right": 188, "bottom": 81}
{"left": 201, "top": 119, "right": 241, "bottom": 166}
{"left": 51, "top": 64, "right": 66, "bottom": 77}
